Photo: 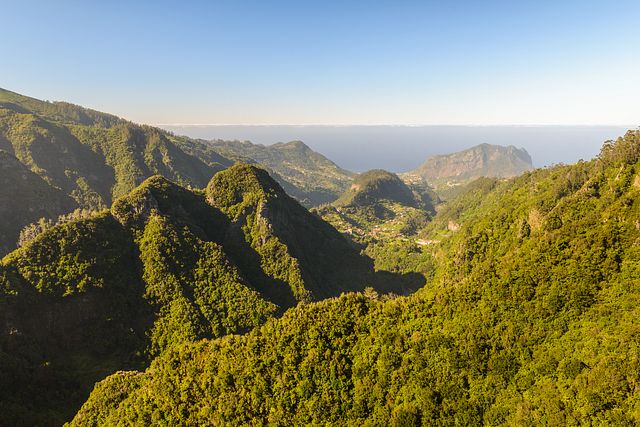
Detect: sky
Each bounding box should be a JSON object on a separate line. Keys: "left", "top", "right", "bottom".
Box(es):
{"left": 161, "top": 124, "right": 631, "bottom": 171}
{"left": 2, "top": 0, "right": 640, "bottom": 126}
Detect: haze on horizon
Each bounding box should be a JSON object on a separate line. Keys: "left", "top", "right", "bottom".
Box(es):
{"left": 160, "top": 124, "right": 633, "bottom": 172}
{"left": 3, "top": 1, "right": 640, "bottom": 126}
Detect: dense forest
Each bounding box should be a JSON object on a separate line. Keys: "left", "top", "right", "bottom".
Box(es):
{"left": 68, "top": 130, "right": 640, "bottom": 426}
{"left": 5, "top": 0, "right": 640, "bottom": 423}
{"left": 203, "top": 139, "right": 354, "bottom": 206}
{"left": 0, "top": 163, "right": 419, "bottom": 425}
{"left": 0, "top": 88, "right": 354, "bottom": 256}
{"left": 316, "top": 169, "right": 437, "bottom": 247}
{"left": 1, "top": 88, "right": 639, "bottom": 426}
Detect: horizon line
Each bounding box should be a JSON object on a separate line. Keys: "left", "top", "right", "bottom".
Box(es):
{"left": 155, "top": 123, "right": 638, "bottom": 128}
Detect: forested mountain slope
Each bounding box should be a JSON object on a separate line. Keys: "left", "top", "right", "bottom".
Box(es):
{"left": 0, "top": 150, "right": 77, "bottom": 255}
{"left": 0, "top": 88, "right": 224, "bottom": 255}
{"left": 0, "top": 164, "right": 416, "bottom": 425}
{"left": 0, "top": 88, "right": 358, "bottom": 255}
{"left": 335, "top": 169, "right": 422, "bottom": 208}
{"left": 74, "top": 131, "right": 640, "bottom": 426}
{"left": 207, "top": 139, "right": 354, "bottom": 206}
{"left": 317, "top": 169, "right": 437, "bottom": 248}
{"left": 0, "top": 88, "right": 219, "bottom": 208}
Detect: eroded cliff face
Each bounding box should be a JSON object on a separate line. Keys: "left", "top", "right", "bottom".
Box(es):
{"left": 408, "top": 143, "right": 533, "bottom": 182}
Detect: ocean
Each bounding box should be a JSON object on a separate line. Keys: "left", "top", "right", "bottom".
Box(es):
{"left": 160, "top": 125, "right": 634, "bottom": 173}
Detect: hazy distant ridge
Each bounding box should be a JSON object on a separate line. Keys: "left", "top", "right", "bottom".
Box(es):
{"left": 409, "top": 143, "right": 533, "bottom": 182}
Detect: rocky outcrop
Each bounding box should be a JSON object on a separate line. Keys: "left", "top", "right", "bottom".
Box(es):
{"left": 408, "top": 143, "right": 533, "bottom": 182}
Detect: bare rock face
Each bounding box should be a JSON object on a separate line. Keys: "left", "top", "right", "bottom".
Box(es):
{"left": 409, "top": 143, "right": 533, "bottom": 182}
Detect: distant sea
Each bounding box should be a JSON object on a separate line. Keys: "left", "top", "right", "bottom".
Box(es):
{"left": 159, "top": 125, "right": 634, "bottom": 173}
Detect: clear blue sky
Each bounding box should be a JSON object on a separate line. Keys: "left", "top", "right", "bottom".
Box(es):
{"left": 2, "top": 0, "right": 639, "bottom": 125}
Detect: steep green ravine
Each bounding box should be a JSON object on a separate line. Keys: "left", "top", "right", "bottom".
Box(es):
{"left": 72, "top": 131, "right": 640, "bottom": 426}
{"left": 0, "top": 150, "right": 78, "bottom": 255}
{"left": 0, "top": 165, "right": 414, "bottom": 425}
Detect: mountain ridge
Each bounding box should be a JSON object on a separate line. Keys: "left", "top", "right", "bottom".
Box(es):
{"left": 0, "top": 164, "right": 420, "bottom": 425}
{"left": 406, "top": 142, "right": 533, "bottom": 184}
{"left": 335, "top": 169, "right": 421, "bottom": 208}
{"left": 70, "top": 130, "right": 640, "bottom": 426}
{"left": 0, "top": 88, "right": 358, "bottom": 255}
{"left": 207, "top": 139, "right": 354, "bottom": 206}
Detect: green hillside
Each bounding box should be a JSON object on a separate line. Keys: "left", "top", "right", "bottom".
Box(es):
{"left": 0, "top": 88, "right": 363, "bottom": 255}
{"left": 318, "top": 170, "right": 438, "bottom": 270}
{"left": 0, "top": 88, "right": 226, "bottom": 254}
{"left": 73, "top": 131, "right": 640, "bottom": 426}
{"left": 0, "top": 164, "right": 415, "bottom": 425}
{"left": 0, "top": 88, "right": 122, "bottom": 127}
{"left": 335, "top": 169, "right": 421, "bottom": 208}
{"left": 0, "top": 150, "right": 77, "bottom": 255}
{"left": 0, "top": 88, "right": 219, "bottom": 206}
{"left": 209, "top": 139, "right": 354, "bottom": 206}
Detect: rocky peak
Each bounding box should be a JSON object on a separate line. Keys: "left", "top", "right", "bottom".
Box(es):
{"left": 409, "top": 143, "right": 533, "bottom": 182}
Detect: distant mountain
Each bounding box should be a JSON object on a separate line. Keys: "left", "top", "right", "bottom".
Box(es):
{"left": 317, "top": 169, "right": 437, "bottom": 246}
{"left": 335, "top": 169, "right": 422, "bottom": 208}
{"left": 207, "top": 139, "right": 354, "bottom": 206}
{"left": 406, "top": 143, "right": 533, "bottom": 185}
{"left": 0, "top": 150, "right": 77, "bottom": 255}
{"left": 0, "top": 164, "right": 420, "bottom": 425}
{"left": 161, "top": 124, "right": 627, "bottom": 172}
{"left": 0, "top": 88, "right": 219, "bottom": 208}
{"left": 0, "top": 88, "right": 355, "bottom": 255}
{"left": 71, "top": 131, "right": 640, "bottom": 427}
